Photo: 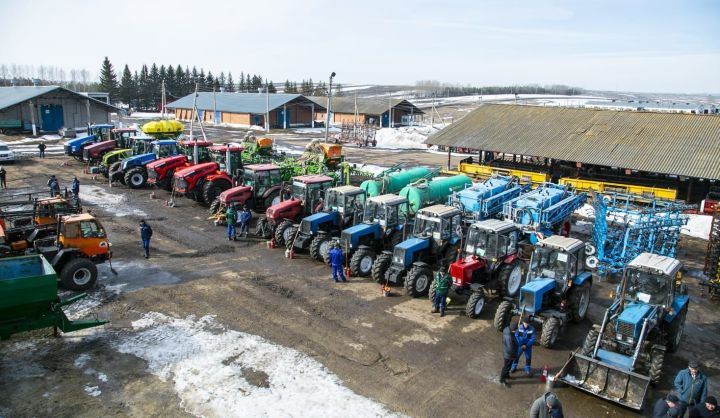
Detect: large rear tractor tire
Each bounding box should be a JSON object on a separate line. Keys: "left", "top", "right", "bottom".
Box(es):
{"left": 202, "top": 180, "right": 230, "bottom": 206}
{"left": 581, "top": 327, "right": 600, "bottom": 356}
{"left": 428, "top": 279, "right": 437, "bottom": 301}
{"left": 498, "top": 259, "right": 524, "bottom": 297}
{"left": 350, "top": 247, "right": 376, "bottom": 277}
{"left": 209, "top": 198, "right": 222, "bottom": 216}
{"left": 125, "top": 167, "right": 148, "bottom": 189}
{"left": 649, "top": 346, "right": 666, "bottom": 385}
{"left": 274, "top": 220, "right": 294, "bottom": 247}
{"left": 109, "top": 162, "right": 124, "bottom": 184}
{"left": 310, "top": 235, "right": 331, "bottom": 262}
{"left": 666, "top": 305, "right": 687, "bottom": 353}
{"left": 540, "top": 317, "right": 561, "bottom": 348}
{"left": 372, "top": 252, "right": 392, "bottom": 284}
{"left": 60, "top": 258, "right": 98, "bottom": 291}
{"left": 405, "top": 265, "right": 433, "bottom": 297}
{"left": 465, "top": 290, "right": 486, "bottom": 318}
{"left": 285, "top": 226, "right": 299, "bottom": 250}
{"left": 494, "top": 300, "right": 513, "bottom": 331}
{"left": 569, "top": 282, "right": 591, "bottom": 323}
{"left": 255, "top": 218, "right": 271, "bottom": 239}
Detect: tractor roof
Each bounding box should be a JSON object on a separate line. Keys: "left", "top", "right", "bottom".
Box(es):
{"left": 154, "top": 139, "right": 177, "bottom": 145}
{"left": 112, "top": 128, "right": 136, "bottom": 132}
{"left": 179, "top": 140, "right": 212, "bottom": 147}
{"left": 246, "top": 163, "right": 279, "bottom": 171}
{"left": 368, "top": 194, "right": 407, "bottom": 206}
{"left": 536, "top": 235, "right": 585, "bottom": 253}
{"left": 63, "top": 213, "right": 96, "bottom": 223}
{"left": 37, "top": 197, "right": 67, "bottom": 205}
{"left": 319, "top": 143, "right": 342, "bottom": 157}
{"left": 209, "top": 145, "right": 243, "bottom": 152}
{"left": 330, "top": 185, "right": 364, "bottom": 195}
{"left": 472, "top": 218, "right": 517, "bottom": 233}
{"left": 90, "top": 124, "right": 114, "bottom": 129}
{"left": 628, "top": 253, "right": 682, "bottom": 277}
{"left": 293, "top": 174, "right": 334, "bottom": 184}
{"left": 419, "top": 204, "right": 461, "bottom": 218}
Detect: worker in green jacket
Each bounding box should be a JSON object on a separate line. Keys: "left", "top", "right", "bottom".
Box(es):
{"left": 226, "top": 204, "right": 237, "bottom": 241}
{"left": 431, "top": 270, "right": 453, "bottom": 317}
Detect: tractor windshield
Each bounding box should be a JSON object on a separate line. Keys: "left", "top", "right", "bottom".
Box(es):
{"left": 363, "top": 200, "right": 384, "bottom": 222}
{"left": 624, "top": 268, "right": 669, "bottom": 305}
{"left": 326, "top": 191, "right": 365, "bottom": 214}
{"left": 466, "top": 228, "right": 496, "bottom": 258}
{"left": 250, "top": 170, "right": 278, "bottom": 196}
{"left": 156, "top": 144, "right": 176, "bottom": 158}
{"left": 528, "top": 247, "right": 574, "bottom": 282}
{"left": 63, "top": 220, "right": 107, "bottom": 239}
{"left": 414, "top": 213, "right": 441, "bottom": 237}
{"left": 291, "top": 182, "right": 306, "bottom": 200}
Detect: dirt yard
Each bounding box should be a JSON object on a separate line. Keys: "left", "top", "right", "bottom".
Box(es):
{"left": 0, "top": 127, "right": 718, "bottom": 418}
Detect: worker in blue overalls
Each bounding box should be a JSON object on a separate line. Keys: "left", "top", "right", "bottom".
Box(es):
{"left": 511, "top": 317, "right": 536, "bottom": 377}
{"left": 328, "top": 242, "right": 347, "bottom": 283}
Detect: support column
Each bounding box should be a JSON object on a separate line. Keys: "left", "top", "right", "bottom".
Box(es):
{"left": 283, "top": 104, "right": 287, "bottom": 129}
{"left": 311, "top": 103, "right": 315, "bottom": 128}
{"left": 86, "top": 99, "right": 91, "bottom": 125}
{"left": 447, "top": 148, "right": 451, "bottom": 171}
{"left": 29, "top": 100, "right": 37, "bottom": 136}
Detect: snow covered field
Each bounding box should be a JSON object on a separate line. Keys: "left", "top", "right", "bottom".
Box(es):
{"left": 373, "top": 126, "right": 440, "bottom": 150}
{"left": 115, "top": 312, "right": 403, "bottom": 418}
{"left": 80, "top": 185, "right": 148, "bottom": 218}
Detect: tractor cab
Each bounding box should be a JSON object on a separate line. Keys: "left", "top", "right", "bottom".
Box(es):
{"left": 88, "top": 124, "right": 114, "bottom": 141}
{"left": 177, "top": 140, "right": 213, "bottom": 163}
{"left": 464, "top": 219, "right": 519, "bottom": 261}
{"left": 623, "top": 253, "right": 681, "bottom": 309}
{"left": 363, "top": 194, "right": 409, "bottom": 229}
{"left": 33, "top": 197, "right": 77, "bottom": 226}
{"left": 412, "top": 205, "right": 463, "bottom": 247}
{"left": 208, "top": 145, "right": 244, "bottom": 174}
{"left": 289, "top": 175, "right": 334, "bottom": 207}
{"left": 323, "top": 185, "right": 366, "bottom": 217}
{"left": 241, "top": 164, "right": 282, "bottom": 196}
{"left": 111, "top": 128, "right": 137, "bottom": 147}
{"left": 58, "top": 213, "right": 109, "bottom": 257}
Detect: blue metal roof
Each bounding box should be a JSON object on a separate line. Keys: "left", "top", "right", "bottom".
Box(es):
{"left": 0, "top": 86, "right": 118, "bottom": 111}
{"left": 166, "top": 92, "right": 325, "bottom": 114}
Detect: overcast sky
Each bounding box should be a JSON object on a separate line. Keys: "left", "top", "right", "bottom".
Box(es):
{"left": 1, "top": 0, "right": 718, "bottom": 94}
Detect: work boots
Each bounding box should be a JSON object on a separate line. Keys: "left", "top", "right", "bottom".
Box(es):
{"left": 440, "top": 308, "right": 445, "bottom": 317}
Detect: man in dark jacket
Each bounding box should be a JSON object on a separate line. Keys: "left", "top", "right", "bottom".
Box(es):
{"left": 654, "top": 394, "right": 679, "bottom": 418}
{"left": 500, "top": 322, "right": 518, "bottom": 387}
{"left": 690, "top": 396, "right": 719, "bottom": 418}
{"left": 71, "top": 176, "right": 80, "bottom": 198}
{"left": 47, "top": 175, "right": 59, "bottom": 197}
{"left": 140, "top": 220, "right": 153, "bottom": 259}
{"left": 431, "top": 271, "right": 452, "bottom": 317}
{"left": 675, "top": 360, "right": 709, "bottom": 416}
{"left": 529, "top": 391, "right": 564, "bottom": 418}
{"left": 238, "top": 206, "right": 252, "bottom": 238}
{"left": 0, "top": 166, "right": 6, "bottom": 189}
{"left": 38, "top": 142, "right": 46, "bottom": 158}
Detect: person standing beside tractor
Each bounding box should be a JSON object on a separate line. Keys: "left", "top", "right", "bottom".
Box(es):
{"left": 675, "top": 360, "right": 709, "bottom": 417}
{"left": 500, "top": 322, "right": 518, "bottom": 388}
{"left": 328, "top": 242, "right": 346, "bottom": 283}
{"left": 71, "top": 176, "right": 80, "bottom": 199}
{"left": 238, "top": 206, "right": 252, "bottom": 239}
{"left": 226, "top": 204, "right": 237, "bottom": 241}
{"left": 431, "top": 270, "right": 452, "bottom": 317}
{"left": 47, "top": 175, "right": 59, "bottom": 197}
{"left": 512, "top": 317, "right": 536, "bottom": 377}
{"left": 140, "top": 219, "right": 153, "bottom": 259}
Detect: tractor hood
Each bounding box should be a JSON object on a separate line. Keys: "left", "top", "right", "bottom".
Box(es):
{"left": 121, "top": 153, "right": 155, "bottom": 170}
{"left": 220, "top": 185, "right": 252, "bottom": 204}
{"left": 618, "top": 303, "right": 653, "bottom": 327}
{"left": 341, "top": 223, "right": 379, "bottom": 249}
{"left": 300, "top": 212, "right": 336, "bottom": 234}
{"left": 65, "top": 135, "right": 95, "bottom": 151}
{"left": 397, "top": 237, "right": 429, "bottom": 251}
{"left": 519, "top": 278, "right": 556, "bottom": 314}
{"left": 147, "top": 155, "right": 186, "bottom": 170}
{"left": 84, "top": 140, "right": 115, "bottom": 152}
{"left": 266, "top": 199, "right": 301, "bottom": 219}
{"left": 174, "top": 162, "right": 216, "bottom": 178}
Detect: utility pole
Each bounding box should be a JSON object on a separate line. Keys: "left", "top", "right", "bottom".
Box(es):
{"left": 191, "top": 83, "right": 199, "bottom": 163}
{"left": 324, "top": 71, "right": 336, "bottom": 142}
{"left": 388, "top": 91, "right": 392, "bottom": 128}
{"left": 430, "top": 94, "right": 434, "bottom": 127}
{"left": 265, "top": 83, "right": 270, "bottom": 133}
{"left": 161, "top": 79, "right": 166, "bottom": 119}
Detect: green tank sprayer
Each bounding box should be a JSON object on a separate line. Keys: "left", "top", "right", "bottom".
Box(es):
{"left": 0, "top": 255, "right": 107, "bottom": 340}
{"left": 360, "top": 166, "right": 432, "bottom": 197}
{"left": 399, "top": 174, "right": 473, "bottom": 215}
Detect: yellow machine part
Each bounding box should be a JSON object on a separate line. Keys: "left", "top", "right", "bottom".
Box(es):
{"left": 559, "top": 178, "right": 677, "bottom": 200}
{"left": 457, "top": 162, "right": 549, "bottom": 186}
{"left": 320, "top": 143, "right": 343, "bottom": 158}
{"left": 256, "top": 137, "right": 273, "bottom": 148}
{"left": 142, "top": 120, "right": 184, "bottom": 135}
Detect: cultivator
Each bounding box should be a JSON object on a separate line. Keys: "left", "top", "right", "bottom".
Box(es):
{"left": 590, "top": 192, "right": 691, "bottom": 276}
{"left": 702, "top": 206, "right": 720, "bottom": 297}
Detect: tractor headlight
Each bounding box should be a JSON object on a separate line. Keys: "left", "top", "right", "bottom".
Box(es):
{"left": 616, "top": 334, "right": 623, "bottom": 341}
{"left": 626, "top": 336, "right": 634, "bottom": 345}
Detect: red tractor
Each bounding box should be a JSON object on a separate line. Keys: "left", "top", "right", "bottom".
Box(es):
{"left": 172, "top": 145, "right": 244, "bottom": 205}
{"left": 147, "top": 140, "right": 213, "bottom": 191}
{"left": 256, "top": 174, "right": 334, "bottom": 246}
{"left": 82, "top": 128, "right": 138, "bottom": 164}
{"left": 208, "top": 164, "right": 284, "bottom": 216}
{"left": 447, "top": 218, "right": 525, "bottom": 318}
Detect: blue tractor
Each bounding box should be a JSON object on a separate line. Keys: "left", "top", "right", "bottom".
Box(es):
{"left": 450, "top": 175, "right": 531, "bottom": 224}
{"left": 373, "top": 204, "right": 464, "bottom": 297}
{"left": 64, "top": 123, "right": 114, "bottom": 160}
{"left": 110, "top": 139, "right": 178, "bottom": 189}
{"left": 556, "top": 253, "right": 688, "bottom": 411}
{"left": 340, "top": 194, "right": 410, "bottom": 277}
{"left": 503, "top": 182, "right": 586, "bottom": 242}
{"left": 494, "top": 235, "right": 594, "bottom": 348}
{"left": 287, "top": 185, "right": 367, "bottom": 262}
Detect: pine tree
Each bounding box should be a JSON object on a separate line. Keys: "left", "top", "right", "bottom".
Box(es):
{"left": 149, "top": 63, "right": 160, "bottom": 110}
{"left": 226, "top": 72, "right": 235, "bottom": 92}
{"left": 239, "top": 71, "right": 245, "bottom": 92}
{"left": 198, "top": 69, "right": 206, "bottom": 87}
{"left": 291, "top": 82, "right": 298, "bottom": 93}
{"left": 218, "top": 72, "right": 226, "bottom": 88}
{"left": 313, "top": 81, "right": 326, "bottom": 96}
{"left": 165, "top": 65, "right": 175, "bottom": 97}
{"left": 191, "top": 67, "right": 199, "bottom": 88}
{"left": 245, "top": 74, "right": 251, "bottom": 91}
{"left": 284, "top": 79, "right": 291, "bottom": 93}
{"left": 139, "top": 65, "right": 149, "bottom": 109}
{"left": 267, "top": 81, "right": 276, "bottom": 93}
{"left": 118, "top": 64, "right": 135, "bottom": 106}
{"left": 175, "top": 65, "right": 185, "bottom": 96}
{"left": 206, "top": 71, "right": 214, "bottom": 87}
{"left": 132, "top": 71, "right": 140, "bottom": 109}
{"left": 334, "top": 83, "right": 344, "bottom": 97}
{"left": 98, "top": 57, "right": 119, "bottom": 101}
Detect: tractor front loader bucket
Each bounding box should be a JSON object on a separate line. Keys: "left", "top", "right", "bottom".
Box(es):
{"left": 557, "top": 352, "right": 650, "bottom": 411}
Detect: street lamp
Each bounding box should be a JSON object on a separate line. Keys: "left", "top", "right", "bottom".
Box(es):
{"left": 324, "top": 71, "right": 336, "bottom": 142}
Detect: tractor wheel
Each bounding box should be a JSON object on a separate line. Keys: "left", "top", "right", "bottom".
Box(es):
{"left": 581, "top": 327, "right": 600, "bottom": 356}
{"left": 101, "top": 168, "right": 109, "bottom": 178}
{"left": 494, "top": 300, "right": 513, "bottom": 332}
{"left": 263, "top": 190, "right": 281, "bottom": 210}
{"left": 372, "top": 252, "right": 392, "bottom": 284}
{"left": 465, "top": 290, "right": 486, "bottom": 318}
{"left": 209, "top": 198, "right": 222, "bottom": 216}
{"left": 310, "top": 235, "right": 331, "bottom": 262}
{"left": 285, "top": 226, "right": 299, "bottom": 250}
{"left": 350, "top": 247, "right": 376, "bottom": 277}
{"left": 109, "top": 162, "right": 124, "bottom": 184}
{"left": 540, "top": 317, "right": 561, "bottom": 348}
{"left": 498, "top": 260, "right": 523, "bottom": 297}
{"left": 649, "top": 346, "right": 665, "bottom": 385}
{"left": 405, "top": 265, "right": 433, "bottom": 297}
{"left": 666, "top": 305, "right": 687, "bottom": 353}
{"left": 274, "top": 220, "right": 294, "bottom": 247}
{"left": 125, "top": 167, "right": 148, "bottom": 189}
{"left": 202, "top": 181, "right": 230, "bottom": 206}
{"left": 428, "top": 279, "right": 437, "bottom": 301}
{"left": 255, "top": 218, "right": 271, "bottom": 238}
{"left": 569, "top": 282, "right": 591, "bottom": 323}
{"left": 59, "top": 257, "right": 98, "bottom": 291}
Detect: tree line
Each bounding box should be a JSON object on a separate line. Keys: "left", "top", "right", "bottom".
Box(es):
{"left": 414, "top": 80, "right": 585, "bottom": 97}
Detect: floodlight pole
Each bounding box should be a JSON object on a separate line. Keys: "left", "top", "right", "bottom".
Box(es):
{"left": 325, "top": 71, "right": 336, "bottom": 142}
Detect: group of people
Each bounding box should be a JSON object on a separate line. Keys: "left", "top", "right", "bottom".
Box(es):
{"left": 224, "top": 204, "right": 252, "bottom": 241}
{"left": 653, "top": 360, "right": 715, "bottom": 417}
{"left": 47, "top": 174, "right": 80, "bottom": 198}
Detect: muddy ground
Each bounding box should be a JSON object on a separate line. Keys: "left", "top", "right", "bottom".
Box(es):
{"left": 0, "top": 126, "right": 718, "bottom": 418}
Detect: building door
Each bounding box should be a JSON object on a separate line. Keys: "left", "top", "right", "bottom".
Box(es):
{"left": 40, "top": 104, "right": 64, "bottom": 131}
{"left": 277, "top": 109, "right": 290, "bottom": 128}
{"left": 253, "top": 115, "right": 262, "bottom": 126}
{"left": 214, "top": 111, "right": 221, "bottom": 125}
{"left": 381, "top": 112, "right": 389, "bottom": 128}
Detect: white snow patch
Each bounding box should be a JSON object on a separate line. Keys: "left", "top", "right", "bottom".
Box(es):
{"left": 79, "top": 185, "right": 147, "bottom": 217}
{"left": 115, "top": 312, "right": 402, "bottom": 418}
{"left": 574, "top": 203, "right": 595, "bottom": 219}
{"left": 74, "top": 353, "right": 91, "bottom": 368}
{"left": 97, "top": 373, "right": 108, "bottom": 383}
{"left": 83, "top": 385, "right": 101, "bottom": 397}
{"left": 683, "top": 214, "right": 712, "bottom": 240}
{"left": 347, "top": 163, "right": 388, "bottom": 176}
{"left": 374, "top": 126, "right": 440, "bottom": 150}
